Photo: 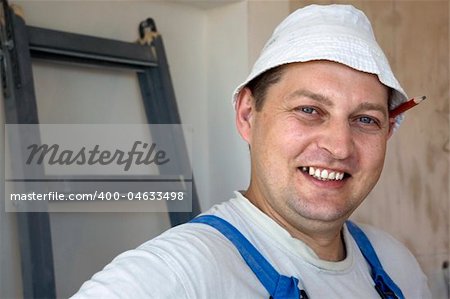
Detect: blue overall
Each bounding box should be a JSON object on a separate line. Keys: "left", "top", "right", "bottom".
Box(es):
{"left": 191, "top": 215, "right": 404, "bottom": 299}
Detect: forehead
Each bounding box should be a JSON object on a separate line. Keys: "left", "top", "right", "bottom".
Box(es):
{"left": 267, "top": 61, "right": 389, "bottom": 107}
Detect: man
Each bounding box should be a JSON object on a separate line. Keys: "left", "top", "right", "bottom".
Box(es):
{"left": 72, "top": 4, "right": 430, "bottom": 298}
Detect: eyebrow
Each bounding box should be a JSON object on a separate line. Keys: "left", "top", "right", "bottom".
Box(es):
{"left": 286, "top": 89, "right": 334, "bottom": 106}
{"left": 286, "top": 89, "right": 388, "bottom": 118}
{"left": 355, "top": 102, "right": 388, "bottom": 118}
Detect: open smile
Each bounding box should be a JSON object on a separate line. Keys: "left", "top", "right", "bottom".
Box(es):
{"left": 300, "top": 166, "right": 351, "bottom": 181}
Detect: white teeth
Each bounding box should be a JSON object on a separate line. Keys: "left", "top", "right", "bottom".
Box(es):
{"left": 303, "top": 166, "right": 346, "bottom": 181}
{"left": 314, "top": 169, "right": 321, "bottom": 177}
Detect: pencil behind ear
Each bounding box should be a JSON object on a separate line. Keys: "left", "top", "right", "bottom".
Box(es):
{"left": 235, "top": 87, "right": 254, "bottom": 143}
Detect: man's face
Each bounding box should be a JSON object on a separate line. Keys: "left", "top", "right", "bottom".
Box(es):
{"left": 236, "top": 61, "right": 394, "bottom": 225}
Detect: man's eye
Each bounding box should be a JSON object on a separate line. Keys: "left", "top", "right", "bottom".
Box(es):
{"left": 299, "top": 107, "right": 316, "bottom": 114}
{"left": 358, "top": 116, "right": 376, "bottom": 125}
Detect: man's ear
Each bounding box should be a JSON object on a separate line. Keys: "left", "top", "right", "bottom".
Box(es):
{"left": 235, "top": 87, "right": 255, "bottom": 144}
{"left": 387, "top": 117, "right": 396, "bottom": 139}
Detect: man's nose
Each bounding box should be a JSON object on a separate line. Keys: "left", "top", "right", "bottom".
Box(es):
{"left": 317, "top": 121, "right": 355, "bottom": 160}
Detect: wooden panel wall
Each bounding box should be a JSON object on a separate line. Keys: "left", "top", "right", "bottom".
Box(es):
{"left": 290, "top": 0, "right": 449, "bottom": 294}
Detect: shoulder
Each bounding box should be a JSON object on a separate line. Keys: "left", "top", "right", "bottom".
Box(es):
{"left": 351, "top": 222, "right": 431, "bottom": 298}
{"left": 354, "top": 223, "right": 416, "bottom": 267}
{"left": 71, "top": 217, "right": 244, "bottom": 299}
{"left": 142, "top": 200, "right": 245, "bottom": 265}
{"left": 140, "top": 220, "right": 240, "bottom": 264}
{"left": 70, "top": 229, "right": 191, "bottom": 299}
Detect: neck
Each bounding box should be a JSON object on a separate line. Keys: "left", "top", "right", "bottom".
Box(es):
{"left": 243, "top": 189, "right": 347, "bottom": 262}
{"left": 281, "top": 215, "right": 346, "bottom": 261}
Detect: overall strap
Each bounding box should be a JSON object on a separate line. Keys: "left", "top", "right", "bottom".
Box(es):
{"left": 346, "top": 220, "right": 405, "bottom": 299}
{"left": 191, "top": 215, "right": 307, "bottom": 299}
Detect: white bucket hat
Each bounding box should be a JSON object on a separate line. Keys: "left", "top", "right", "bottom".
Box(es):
{"left": 232, "top": 4, "right": 408, "bottom": 128}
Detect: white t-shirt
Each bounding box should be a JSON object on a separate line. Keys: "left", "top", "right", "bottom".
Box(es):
{"left": 72, "top": 192, "right": 431, "bottom": 299}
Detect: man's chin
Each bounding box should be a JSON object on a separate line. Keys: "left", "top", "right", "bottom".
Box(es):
{"left": 289, "top": 201, "right": 354, "bottom": 223}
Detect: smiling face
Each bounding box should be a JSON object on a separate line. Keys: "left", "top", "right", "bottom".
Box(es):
{"left": 236, "top": 61, "right": 394, "bottom": 228}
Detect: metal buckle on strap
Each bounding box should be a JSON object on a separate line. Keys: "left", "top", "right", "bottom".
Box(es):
{"left": 269, "top": 289, "right": 309, "bottom": 299}
{"left": 299, "top": 289, "right": 309, "bottom": 299}
{"left": 375, "top": 283, "right": 398, "bottom": 299}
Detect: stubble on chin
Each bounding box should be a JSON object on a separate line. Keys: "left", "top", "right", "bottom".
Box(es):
{"left": 285, "top": 194, "right": 357, "bottom": 223}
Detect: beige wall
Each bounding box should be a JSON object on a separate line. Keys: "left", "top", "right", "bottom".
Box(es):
{"left": 291, "top": 1, "right": 450, "bottom": 296}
